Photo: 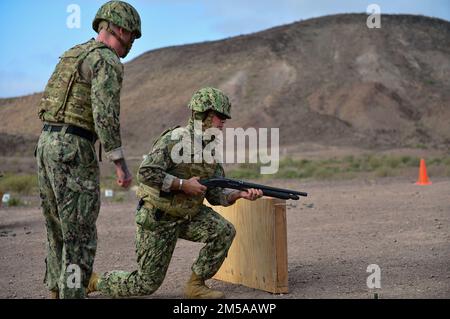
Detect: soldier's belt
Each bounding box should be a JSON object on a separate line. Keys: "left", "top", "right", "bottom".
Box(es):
{"left": 136, "top": 183, "right": 203, "bottom": 219}
{"left": 42, "top": 124, "right": 97, "bottom": 143}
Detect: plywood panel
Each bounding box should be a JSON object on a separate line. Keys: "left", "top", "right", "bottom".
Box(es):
{"left": 206, "top": 197, "right": 288, "bottom": 294}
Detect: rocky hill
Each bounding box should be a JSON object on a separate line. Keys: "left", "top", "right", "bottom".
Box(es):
{"left": 1, "top": 14, "right": 449, "bottom": 157}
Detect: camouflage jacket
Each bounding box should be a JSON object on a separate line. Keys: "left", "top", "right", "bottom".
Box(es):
{"left": 38, "top": 39, "right": 124, "bottom": 161}
{"left": 138, "top": 123, "right": 235, "bottom": 206}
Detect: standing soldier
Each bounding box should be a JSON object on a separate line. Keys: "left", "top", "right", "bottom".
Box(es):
{"left": 36, "top": 1, "right": 141, "bottom": 299}
{"left": 87, "top": 87, "right": 263, "bottom": 299}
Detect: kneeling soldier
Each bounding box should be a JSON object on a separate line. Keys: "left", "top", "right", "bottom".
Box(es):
{"left": 88, "top": 87, "right": 263, "bottom": 298}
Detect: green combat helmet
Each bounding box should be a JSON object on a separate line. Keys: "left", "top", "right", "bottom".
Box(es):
{"left": 188, "top": 87, "right": 232, "bottom": 119}
{"left": 93, "top": 1, "right": 142, "bottom": 39}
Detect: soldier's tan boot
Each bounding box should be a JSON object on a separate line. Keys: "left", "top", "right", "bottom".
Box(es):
{"left": 184, "top": 272, "right": 225, "bottom": 299}
{"left": 86, "top": 272, "right": 100, "bottom": 294}
{"left": 49, "top": 289, "right": 59, "bottom": 299}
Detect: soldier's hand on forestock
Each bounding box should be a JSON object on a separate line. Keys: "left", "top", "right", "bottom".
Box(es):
{"left": 239, "top": 188, "right": 263, "bottom": 201}
{"left": 114, "top": 159, "right": 133, "bottom": 189}
{"left": 181, "top": 177, "right": 207, "bottom": 197}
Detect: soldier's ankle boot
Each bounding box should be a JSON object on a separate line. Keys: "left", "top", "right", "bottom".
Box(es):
{"left": 184, "top": 272, "right": 225, "bottom": 299}
{"left": 87, "top": 272, "right": 100, "bottom": 294}
{"left": 49, "top": 289, "right": 59, "bottom": 299}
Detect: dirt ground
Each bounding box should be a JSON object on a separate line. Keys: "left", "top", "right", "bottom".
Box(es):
{"left": 0, "top": 177, "right": 449, "bottom": 299}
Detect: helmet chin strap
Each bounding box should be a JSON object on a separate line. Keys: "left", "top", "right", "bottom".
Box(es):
{"left": 190, "top": 111, "right": 216, "bottom": 132}
{"left": 106, "top": 22, "right": 132, "bottom": 58}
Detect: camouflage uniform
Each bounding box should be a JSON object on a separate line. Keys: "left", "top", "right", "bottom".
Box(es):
{"left": 36, "top": 38, "right": 125, "bottom": 298}
{"left": 36, "top": 1, "right": 141, "bottom": 299}
{"left": 97, "top": 118, "right": 236, "bottom": 297}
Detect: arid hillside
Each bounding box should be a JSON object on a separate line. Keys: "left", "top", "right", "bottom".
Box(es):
{"left": 1, "top": 14, "right": 449, "bottom": 157}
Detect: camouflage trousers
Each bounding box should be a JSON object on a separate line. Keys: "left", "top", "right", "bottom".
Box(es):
{"left": 97, "top": 204, "right": 236, "bottom": 297}
{"left": 36, "top": 129, "right": 100, "bottom": 299}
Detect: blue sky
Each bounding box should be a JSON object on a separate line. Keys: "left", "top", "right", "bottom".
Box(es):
{"left": 0, "top": 0, "right": 449, "bottom": 98}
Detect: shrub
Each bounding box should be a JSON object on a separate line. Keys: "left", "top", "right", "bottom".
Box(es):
{"left": 375, "top": 166, "right": 393, "bottom": 177}
{"left": 0, "top": 174, "right": 38, "bottom": 195}
{"left": 7, "top": 197, "right": 24, "bottom": 207}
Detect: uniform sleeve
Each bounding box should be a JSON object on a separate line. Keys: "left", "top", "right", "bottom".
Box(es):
{"left": 138, "top": 138, "right": 175, "bottom": 190}
{"left": 205, "top": 164, "right": 238, "bottom": 207}
{"left": 90, "top": 58, "right": 124, "bottom": 160}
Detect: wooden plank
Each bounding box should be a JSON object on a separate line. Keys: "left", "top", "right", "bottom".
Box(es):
{"left": 206, "top": 197, "right": 288, "bottom": 294}
{"left": 274, "top": 200, "right": 288, "bottom": 293}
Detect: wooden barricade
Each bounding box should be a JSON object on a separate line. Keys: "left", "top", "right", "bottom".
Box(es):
{"left": 206, "top": 197, "right": 288, "bottom": 294}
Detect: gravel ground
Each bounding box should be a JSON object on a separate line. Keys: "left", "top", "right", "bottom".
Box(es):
{"left": 1, "top": 177, "right": 449, "bottom": 299}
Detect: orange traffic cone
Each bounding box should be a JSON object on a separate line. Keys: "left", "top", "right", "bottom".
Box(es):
{"left": 415, "top": 158, "right": 432, "bottom": 185}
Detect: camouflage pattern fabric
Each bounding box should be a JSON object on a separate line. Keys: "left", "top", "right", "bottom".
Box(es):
{"left": 138, "top": 122, "right": 230, "bottom": 207}
{"left": 97, "top": 204, "right": 235, "bottom": 297}
{"left": 188, "top": 87, "right": 232, "bottom": 119}
{"left": 93, "top": 1, "right": 142, "bottom": 38}
{"left": 97, "top": 116, "right": 236, "bottom": 297}
{"left": 36, "top": 130, "right": 100, "bottom": 299}
{"left": 38, "top": 39, "right": 124, "bottom": 154}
